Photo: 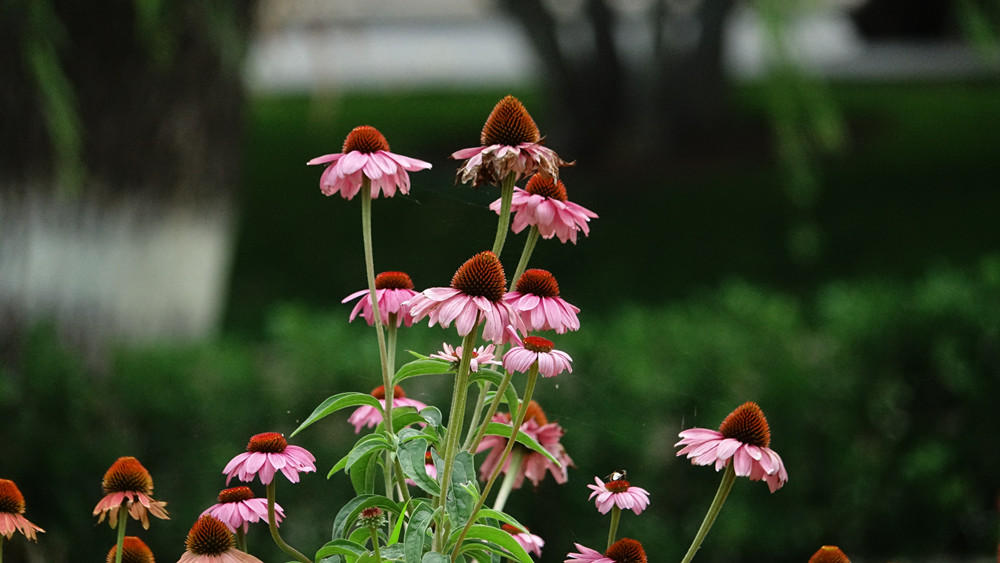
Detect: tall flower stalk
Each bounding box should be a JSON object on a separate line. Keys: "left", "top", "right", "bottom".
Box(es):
{"left": 679, "top": 463, "right": 736, "bottom": 563}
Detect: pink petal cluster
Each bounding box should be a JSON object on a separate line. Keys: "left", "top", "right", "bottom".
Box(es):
{"left": 564, "top": 544, "right": 613, "bottom": 563}
{"left": 224, "top": 433, "right": 317, "bottom": 486}
{"left": 675, "top": 427, "right": 788, "bottom": 493}
{"left": 586, "top": 476, "right": 651, "bottom": 515}
{"left": 476, "top": 412, "right": 573, "bottom": 489}
{"left": 503, "top": 524, "right": 545, "bottom": 557}
{"left": 92, "top": 490, "right": 170, "bottom": 530}
{"left": 342, "top": 287, "right": 419, "bottom": 327}
{"left": 505, "top": 290, "right": 580, "bottom": 334}
{"left": 348, "top": 389, "right": 429, "bottom": 434}
{"left": 503, "top": 336, "right": 573, "bottom": 378}
{"left": 201, "top": 487, "right": 284, "bottom": 534}
{"left": 308, "top": 150, "right": 431, "bottom": 200}
{"left": 406, "top": 287, "right": 524, "bottom": 345}
{"left": 494, "top": 187, "right": 598, "bottom": 244}
{"left": 453, "top": 142, "right": 565, "bottom": 186}
{"left": 430, "top": 342, "right": 501, "bottom": 373}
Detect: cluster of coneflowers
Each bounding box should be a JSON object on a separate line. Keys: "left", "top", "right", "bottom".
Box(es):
{"left": 0, "top": 96, "right": 852, "bottom": 563}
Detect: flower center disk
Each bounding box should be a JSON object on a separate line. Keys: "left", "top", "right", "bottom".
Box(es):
{"left": 186, "top": 515, "right": 235, "bottom": 556}
{"left": 218, "top": 486, "right": 254, "bottom": 504}
{"left": 605, "top": 479, "right": 631, "bottom": 493}
{"left": 515, "top": 269, "right": 560, "bottom": 297}
{"left": 247, "top": 432, "right": 288, "bottom": 453}
{"left": 102, "top": 457, "right": 154, "bottom": 495}
{"left": 371, "top": 385, "right": 406, "bottom": 400}
{"left": 719, "top": 401, "right": 771, "bottom": 448}
{"left": 523, "top": 400, "right": 549, "bottom": 426}
{"left": 451, "top": 251, "right": 506, "bottom": 302}
{"left": 605, "top": 538, "right": 647, "bottom": 563}
{"left": 343, "top": 125, "right": 390, "bottom": 153}
{"left": 481, "top": 95, "right": 540, "bottom": 146}
{"left": 375, "top": 271, "right": 415, "bottom": 290}
{"left": 524, "top": 174, "right": 568, "bottom": 202}
{"left": 0, "top": 479, "right": 25, "bottom": 513}
{"left": 523, "top": 336, "right": 554, "bottom": 353}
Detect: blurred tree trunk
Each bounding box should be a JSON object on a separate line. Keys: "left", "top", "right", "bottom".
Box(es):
{"left": 0, "top": 0, "right": 251, "bottom": 358}
{"left": 498, "top": 0, "right": 735, "bottom": 171}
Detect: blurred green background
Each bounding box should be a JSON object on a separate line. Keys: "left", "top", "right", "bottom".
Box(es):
{"left": 3, "top": 2, "right": 1000, "bottom": 563}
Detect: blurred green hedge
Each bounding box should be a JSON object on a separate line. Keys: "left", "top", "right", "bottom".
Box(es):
{"left": 3, "top": 257, "right": 999, "bottom": 562}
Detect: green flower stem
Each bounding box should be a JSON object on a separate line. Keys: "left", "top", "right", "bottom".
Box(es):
{"left": 369, "top": 525, "right": 383, "bottom": 562}
{"left": 434, "top": 328, "right": 479, "bottom": 550}
{"left": 0, "top": 535, "right": 4, "bottom": 563}
{"left": 386, "top": 317, "right": 398, "bottom": 380}
{"left": 679, "top": 463, "right": 737, "bottom": 563}
{"left": 461, "top": 379, "right": 492, "bottom": 451}
{"left": 451, "top": 364, "right": 539, "bottom": 561}
{"left": 466, "top": 367, "right": 514, "bottom": 453}
{"left": 509, "top": 225, "right": 540, "bottom": 291}
{"left": 361, "top": 179, "right": 394, "bottom": 437}
{"left": 491, "top": 172, "right": 517, "bottom": 258}
{"left": 606, "top": 505, "right": 622, "bottom": 550}
{"left": 491, "top": 449, "right": 523, "bottom": 513}
{"left": 266, "top": 481, "right": 311, "bottom": 563}
{"left": 235, "top": 528, "right": 247, "bottom": 553}
{"left": 113, "top": 507, "right": 128, "bottom": 563}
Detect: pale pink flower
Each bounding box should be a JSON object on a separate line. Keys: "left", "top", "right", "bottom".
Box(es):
{"left": 504, "top": 269, "right": 580, "bottom": 333}
{"left": 452, "top": 95, "right": 570, "bottom": 187}
{"left": 476, "top": 401, "right": 573, "bottom": 489}
{"left": 342, "top": 271, "right": 420, "bottom": 327}
{"left": 0, "top": 479, "right": 44, "bottom": 541}
{"left": 675, "top": 401, "right": 788, "bottom": 493}
{"left": 347, "top": 385, "right": 429, "bottom": 434}
{"left": 177, "top": 515, "right": 264, "bottom": 563}
{"left": 92, "top": 457, "right": 169, "bottom": 530}
{"left": 308, "top": 125, "right": 431, "bottom": 200}
{"left": 430, "top": 342, "right": 501, "bottom": 373}
{"left": 565, "top": 539, "right": 647, "bottom": 563}
{"left": 406, "top": 251, "right": 525, "bottom": 344}
{"left": 201, "top": 486, "right": 283, "bottom": 534}
{"left": 587, "top": 475, "right": 651, "bottom": 515}
{"left": 223, "top": 432, "right": 316, "bottom": 486}
{"left": 494, "top": 174, "right": 598, "bottom": 244}
{"left": 503, "top": 336, "right": 573, "bottom": 378}
{"left": 502, "top": 524, "right": 544, "bottom": 557}
{"left": 564, "top": 544, "right": 612, "bottom": 563}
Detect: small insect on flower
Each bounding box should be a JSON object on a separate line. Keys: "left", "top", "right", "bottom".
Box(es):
{"left": 605, "top": 470, "right": 627, "bottom": 483}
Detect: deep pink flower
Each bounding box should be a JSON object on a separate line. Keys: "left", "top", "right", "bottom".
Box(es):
{"left": 564, "top": 543, "right": 612, "bottom": 563}
{"left": 223, "top": 433, "right": 316, "bottom": 486}
{"left": 92, "top": 457, "right": 169, "bottom": 530}
{"left": 587, "top": 475, "right": 651, "bottom": 515}
{"left": 476, "top": 401, "right": 573, "bottom": 489}
{"left": 201, "top": 486, "right": 283, "bottom": 534}
{"left": 342, "top": 271, "right": 420, "bottom": 327}
{"left": 504, "top": 269, "right": 580, "bottom": 334}
{"left": 503, "top": 336, "right": 573, "bottom": 378}
{"left": 178, "top": 515, "right": 264, "bottom": 563}
{"left": 452, "top": 95, "right": 570, "bottom": 187}
{"left": 0, "top": 479, "right": 44, "bottom": 541}
{"left": 494, "top": 174, "right": 598, "bottom": 244}
{"left": 565, "top": 539, "right": 647, "bottom": 563}
{"left": 675, "top": 401, "right": 788, "bottom": 493}
{"left": 347, "top": 385, "right": 429, "bottom": 434}
{"left": 308, "top": 125, "right": 431, "bottom": 200}
{"left": 406, "top": 251, "right": 525, "bottom": 344}
{"left": 430, "top": 342, "right": 501, "bottom": 372}
{"left": 502, "top": 523, "right": 544, "bottom": 557}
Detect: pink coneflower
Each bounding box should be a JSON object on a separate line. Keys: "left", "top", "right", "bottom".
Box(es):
{"left": 177, "top": 515, "right": 263, "bottom": 563}
{"left": 452, "top": 95, "right": 570, "bottom": 187}
{"left": 477, "top": 401, "right": 574, "bottom": 488}
{"left": 223, "top": 433, "right": 316, "bottom": 486}
{"left": 587, "top": 475, "right": 651, "bottom": 515}
{"left": 505, "top": 269, "right": 580, "bottom": 334}
{"left": 675, "top": 401, "right": 789, "bottom": 493}
{"left": 503, "top": 336, "right": 573, "bottom": 378}
{"left": 0, "top": 478, "right": 44, "bottom": 541}
{"left": 406, "top": 251, "right": 524, "bottom": 344}
{"left": 502, "top": 524, "right": 544, "bottom": 557}
{"left": 565, "top": 538, "right": 647, "bottom": 563}
{"left": 430, "top": 342, "right": 501, "bottom": 373}
{"left": 808, "top": 546, "right": 851, "bottom": 563}
{"left": 201, "top": 486, "right": 283, "bottom": 534}
{"left": 106, "top": 536, "right": 154, "bottom": 563}
{"left": 342, "top": 271, "right": 420, "bottom": 327}
{"left": 347, "top": 385, "right": 429, "bottom": 434}
{"left": 92, "top": 457, "right": 170, "bottom": 530}
{"left": 494, "top": 174, "right": 597, "bottom": 244}
{"left": 308, "top": 125, "right": 431, "bottom": 200}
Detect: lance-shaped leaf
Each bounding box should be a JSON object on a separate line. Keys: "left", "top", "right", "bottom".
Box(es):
{"left": 483, "top": 422, "right": 560, "bottom": 465}
{"left": 393, "top": 358, "right": 453, "bottom": 387}
{"left": 293, "top": 392, "right": 382, "bottom": 437}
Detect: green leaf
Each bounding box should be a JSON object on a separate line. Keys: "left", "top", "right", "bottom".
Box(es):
{"left": 350, "top": 453, "right": 379, "bottom": 496}
{"left": 422, "top": 553, "right": 450, "bottom": 563}
{"left": 469, "top": 369, "right": 517, "bottom": 408}
{"left": 404, "top": 503, "right": 438, "bottom": 563}
{"left": 397, "top": 434, "right": 440, "bottom": 495}
{"left": 457, "top": 525, "right": 534, "bottom": 563}
{"left": 292, "top": 392, "right": 382, "bottom": 437}
{"left": 315, "top": 538, "right": 367, "bottom": 563}
{"left": 474, "top": 509, "right": 528, "bottom": 533}
{"left": 445, "top": 480, "right": 479, "bottom": 530}
{"left": 393, "top": 358, "right": 453, "bottom": 386}
{"left": 346, "top": 434, "right": 392, "bottom": 471}
{"left": 388, "top": 499, "right": 408, "bottom": 544}
{"left": 452, "top": 451, "right": 478, "bottom": 484}
{"left": 331, "top": 494, "right": 401, "bottom": 540}
{"left": 483, "top": 422, "right": 560, "bottom": 465}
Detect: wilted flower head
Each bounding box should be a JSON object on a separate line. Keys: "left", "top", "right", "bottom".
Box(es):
{"left": 223, "top": 433, "right": 316, "bottom": 486}
{"left": 675, "top": 401, "right": 788, "bottom": 492}
{"left": 0, "top": 478, "right": 45, "bottom": 541}
{"left": 505, "top": 269, "right": 580, "bottom": 334}
{"left": 342, "top": 271, "right": 420, "bottom": 327}
{"left": 347, "top": 385, "right": 428, "bottom": 434}
{"left": 106, "top": 536, "right": 155, "bottom": 563}
{"left": 177, "top": 515, "right": 263, "bottom": 563}
{"left": 92, "top": 457, "right": 169, "bottom": 530}
{"left": 308, "top": 125, "right": 431, "bottom": 199}
{"left": 202, "top": 486, "right": 283, "bottom": 534}
{"left": 406, "top": 251, "right": 525, "bottom": 344}
{"left": 452, "top": 95, "right": 570, "bottom": 187}
{"left": 494, "top": 174, "right": 597, "bottom": 244}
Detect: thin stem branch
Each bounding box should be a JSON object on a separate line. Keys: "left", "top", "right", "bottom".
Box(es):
{"left": 491, "top": 172, "right": 517, "bottom": 258}
{"left": 467, "top": 368, "right": 514, "bottom": 453}
{"left": 606, "top": 505, "right": 621, "bottom": 550}
{"left": 679, "top": 463, "right": 737, "bottom": 563}
{"left": 113, "top": 507, "right": 128, "bottom": 563}
{"left": 266, "top": 481, "right": 311, "bottom": 563}
{"left": 361, "top": 180, "right": 394, "bottom": 437}
{"left": 509, "top": 225, "right": 540, "bottom": 291}
{"left": 491, "top": 449, "right": 522, "bottom": 513}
